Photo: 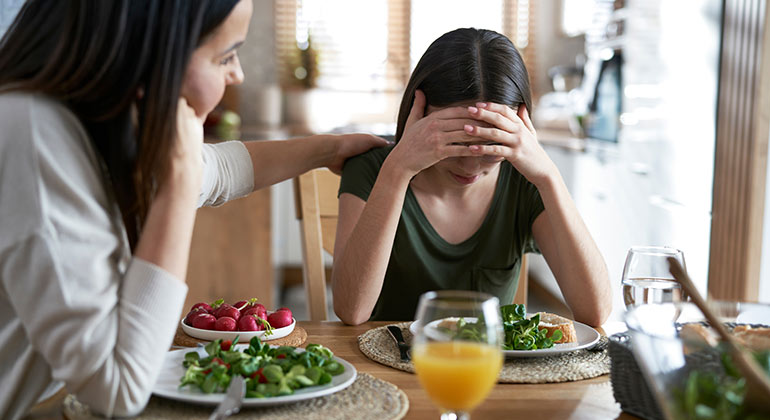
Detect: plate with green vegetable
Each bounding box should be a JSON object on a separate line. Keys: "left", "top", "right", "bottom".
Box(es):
{"left": 152, "top": 336, "right": 357, "bottom": 406}
{"left": 410, "top": 304, "right": 600, "bottom": 358}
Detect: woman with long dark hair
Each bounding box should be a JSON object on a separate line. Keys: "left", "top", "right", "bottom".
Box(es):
{"left": 332, "top": 28, "right": 611, "bottom": 326}
{"left": 0, "top": 1, "right": 385, "bottom": 418}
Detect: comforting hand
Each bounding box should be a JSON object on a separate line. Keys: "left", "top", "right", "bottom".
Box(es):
{"left": 387, "top": 90, "right": 483, "bottom": 178}
{"left": 326, "top": 133, "right": 391, "bottom": 175}
{"left": 165, "top": 97, "right": 205, "bottom": 195}
{"left": 463, "top": 103, "right": 559, "bottom": 187}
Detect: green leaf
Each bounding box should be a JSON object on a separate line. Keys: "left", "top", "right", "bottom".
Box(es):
{"left": 262, "top": 364, "right": 284, "bottom": 383}
{"left": 318, "top": 372, "right": 332, "bottom": 385}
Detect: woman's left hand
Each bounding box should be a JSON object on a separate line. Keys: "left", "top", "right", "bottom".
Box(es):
{"left": 463, "top": 103, "right": 558, "bottom": 187}
{"left": 326, "top": 133, "right": 391, "bottom": 174}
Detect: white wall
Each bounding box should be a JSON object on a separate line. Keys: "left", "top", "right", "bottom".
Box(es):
{"left": 0, "top": 0, "right": 24, "bottom": 36}
{"left": 759, "top": 129, "right": 770, "bottom": 303}
{"left": 533, "top": 0, "right": 586, "bottom": 97}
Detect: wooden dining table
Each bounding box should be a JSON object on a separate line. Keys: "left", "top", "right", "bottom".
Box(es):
{"left": 306, "top": 321, "right": 639, "bottom": 420}
{"left": 26, "top": 321, "right": 641, "bottom": 420}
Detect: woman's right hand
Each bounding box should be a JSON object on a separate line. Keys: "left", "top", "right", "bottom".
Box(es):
{"left": 164, "top": 97, "right": 205, "bottom": 197}
{"left": 386, "top": 90, "right": 480, "bottom": 178}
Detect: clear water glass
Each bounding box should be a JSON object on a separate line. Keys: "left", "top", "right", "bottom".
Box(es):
{"left": 622, "top": 246, "right": 687, "bottom": 311}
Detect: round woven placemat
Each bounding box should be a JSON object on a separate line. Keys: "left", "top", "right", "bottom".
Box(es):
{"left": 62, "top": 372, "right": 408, "bottom": 420}
{"left": 173, "top": 324, "right": 307, "bottom": 348}
{"left": 358, "top": 322, "right": 610, "bottom": 384}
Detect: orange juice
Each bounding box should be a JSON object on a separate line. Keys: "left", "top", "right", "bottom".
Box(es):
{"left": 412, "top": 341, "right": 503, "bottom": 411}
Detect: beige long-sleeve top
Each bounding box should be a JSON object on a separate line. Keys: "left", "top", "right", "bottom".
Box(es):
{"left": 0, "top": 92, "right": 254, "bottom": 419}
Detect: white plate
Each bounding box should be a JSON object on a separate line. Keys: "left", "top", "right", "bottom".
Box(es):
{"left": 409, "top": 317, "right": 601, "bottom": 358}
{"left": 152, "top": 344, "right": 357, "bottom": 406}
{"left": 181, "top": 316, "right": 296, "bottom": 342}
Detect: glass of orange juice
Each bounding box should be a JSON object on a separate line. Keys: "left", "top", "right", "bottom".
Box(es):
{"left": 412, "top": 290, "right": 503, "bottom": 420}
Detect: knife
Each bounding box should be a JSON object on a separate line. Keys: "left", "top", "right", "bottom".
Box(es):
{"left": 208, "top": 375, "right": 245, "bottom": 420}
{"left": 386, "top": 325, "right": 411, "bottom": 362}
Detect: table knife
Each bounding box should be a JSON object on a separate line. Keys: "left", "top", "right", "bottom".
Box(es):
{"left": 386, "top": 325, "right": 411, "bottom": 362}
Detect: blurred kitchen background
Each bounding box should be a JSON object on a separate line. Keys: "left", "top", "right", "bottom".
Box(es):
{"left": 3, "top": 0, "right": 768, "bottom": 322}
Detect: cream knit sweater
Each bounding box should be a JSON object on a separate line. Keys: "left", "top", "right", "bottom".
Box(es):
{"left": 0, "top": 92, "right": 254, "bottom": 419}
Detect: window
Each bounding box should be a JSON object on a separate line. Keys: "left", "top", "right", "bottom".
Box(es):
{"left": 275, "top": 0, "right": 535, "bottom": 93}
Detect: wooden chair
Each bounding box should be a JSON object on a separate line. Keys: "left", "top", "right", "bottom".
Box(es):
{"left": 293, "top": 169, "right": 340, "bottom": 321}
{"left": 293, "top": 168, "right": 529, "bottom": 321}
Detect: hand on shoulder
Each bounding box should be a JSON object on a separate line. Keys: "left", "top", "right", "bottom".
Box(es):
{"left": 326, "top": 133, "right": 391, "bottom": 174}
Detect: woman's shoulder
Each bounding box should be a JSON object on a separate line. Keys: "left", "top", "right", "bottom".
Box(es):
{"left": 0, "top": 90, "right": 71, "bottom": 115}
{"left": 0, "top": 91, "right": 85, "bottom": 142}
{"left": 342, "top": 143, "right": 394, "bottom": 173}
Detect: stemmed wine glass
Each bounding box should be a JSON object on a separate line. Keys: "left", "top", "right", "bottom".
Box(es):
{"left": 411, "top": 290, "right": 503, "bottom": 420}
{"left": 622, "top": 246, "right": 687, "bottom": 310}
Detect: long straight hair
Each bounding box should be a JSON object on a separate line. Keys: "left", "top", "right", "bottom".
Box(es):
{"left": 395, "top": 28, "right": 532, "bottom": 142}
{"left": 0, "top": 0, "right": 239, "bottom": 248}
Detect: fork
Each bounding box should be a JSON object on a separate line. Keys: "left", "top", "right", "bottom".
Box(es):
{"left": 208, "top": 375, "right": 245, "bottom": 420}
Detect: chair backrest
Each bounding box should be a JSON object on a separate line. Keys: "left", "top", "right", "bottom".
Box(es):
{"left": 293, "top": 169, "right": 340, "bottom": 321}
{"left": 293, "top": 168, "right": 528, "bottom": 320}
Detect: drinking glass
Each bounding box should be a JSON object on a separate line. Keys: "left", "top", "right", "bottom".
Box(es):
{"left": 411, "top": 290, "right": 503, "bottom": 420}
{"left": 622, "top": 246, "right": 687, "bottom": 310}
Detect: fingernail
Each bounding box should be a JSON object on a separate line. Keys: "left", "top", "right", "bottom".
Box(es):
{"left": 468, "top": 106, "right": 478, "bottom": 114}
{"left": 476, "top": 102, "right": 488, "bottom": 108}
{"left": 464, "top": 124, "right": 474, "bottom": 132}
{"left": 469, "top": 145, "right": 480, "bottom": 151}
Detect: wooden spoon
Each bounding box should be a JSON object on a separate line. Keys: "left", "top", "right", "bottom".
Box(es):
{"left": 668, "top": 257, "right": 770, "bottom": 414}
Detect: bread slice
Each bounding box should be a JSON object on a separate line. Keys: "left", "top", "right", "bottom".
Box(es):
{"left": 732, "top": 325, "right": 770, "bottom": 351}
{"left": 536, "top": 312, "right": 577, "bottom": 343}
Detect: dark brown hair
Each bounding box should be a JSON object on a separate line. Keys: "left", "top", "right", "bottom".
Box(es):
{"left": 395, "top": 28, "right": 532, "bottom": 141}
{"left": 0, "top": 0, "right": 239, "bottom": 247}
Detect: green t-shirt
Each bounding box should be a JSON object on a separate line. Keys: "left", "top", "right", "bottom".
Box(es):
{"left": 339, "top": 145, "right": 545, "bottom": 321}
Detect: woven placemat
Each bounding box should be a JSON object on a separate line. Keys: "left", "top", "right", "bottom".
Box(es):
{"left": 358, "top": 322, "right": 610, "bottom": 383}
{"left": 62, "top": 372, "right": 408, "bottom": 420}
{"left": 173, "top": 324, "right": 307, "bottom": 348}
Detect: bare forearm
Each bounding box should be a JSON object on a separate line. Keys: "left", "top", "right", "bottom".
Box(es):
{"left": 536, "top": 174, "right": 611, "bottom": 326}
{"left": 134, "top": 178, "right": 198, "bottom": 282}
{"left": 244, "top": 136, "right": 334, "bottom": 190}
{"left": 332, "top": 165, "right": 411, "bottom": 325}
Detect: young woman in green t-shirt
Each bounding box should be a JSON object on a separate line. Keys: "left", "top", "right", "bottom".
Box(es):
{"left": 332, "top": 28, "right": 611, "bottom": 326}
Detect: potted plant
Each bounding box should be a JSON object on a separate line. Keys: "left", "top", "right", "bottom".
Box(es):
{"left": 282, "top": 35, "right": 319, "bottom": 130}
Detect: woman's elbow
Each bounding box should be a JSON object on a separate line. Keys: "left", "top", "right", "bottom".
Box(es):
{"left": 81, "top": 386, "right": 151, "bottom": 418}
{"left": 575, "top": 298, "right": 612, "bottom": 328}
{"left": 577, "top": 307, "right": 610, "bottom": 328}
{"left": 334, "top": 301, "right": 369, "bottom": 326}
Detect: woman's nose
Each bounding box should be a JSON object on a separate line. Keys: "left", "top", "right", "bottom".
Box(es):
{"left": 227, "top": 56, "right": 244, "bottom": 86}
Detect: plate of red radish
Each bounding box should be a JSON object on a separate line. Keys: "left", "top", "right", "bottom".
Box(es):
{"left": 181, "top": 298, "right": 296, "bottom": 341}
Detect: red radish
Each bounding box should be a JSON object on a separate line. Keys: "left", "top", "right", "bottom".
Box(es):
{"left": 252, "top": 303, "right": 266, "bottom": 313}
{"left": 191, "top": 302, "right": 213, "bottom": 313}
{"left": 277, "top": 307, "right": 291, "bottom": 313}
{"left": 233, "top": 300, "right": 249, "bottom": 311}
{"left": 237, "top": 315, "right": 261, "bottom": 331}
{"left": 191, "top": 313, "right": 216, "bottom": 330}
{"left": 183, "top": 308, "right": 207, "bottom": 325}
{"left": 215, "top": 317, "right": 237, "bottom": 331}
{"left": 267, "top": 311, "right": 293, "bottom": 329}
{"left": 214, "top": 304, "right": 241, "bottom": 321}
{"left": 221, "top": 340, "right": 232, "bottom": 351}
{"left": 242, "top": 306, "right": 266, "bottom": 320}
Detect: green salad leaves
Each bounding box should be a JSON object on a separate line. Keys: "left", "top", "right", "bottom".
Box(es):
{"left": 673, "top": 348, "right": 770, "bottom": 420}
{"left": 179, "top": 336, "right": 344, "bottom": 398}
{"left": 441, "top": 304, "right": 562, "bottom": 351}
{"left": 500, "top": 304, "right": 562, "bottom": 350}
